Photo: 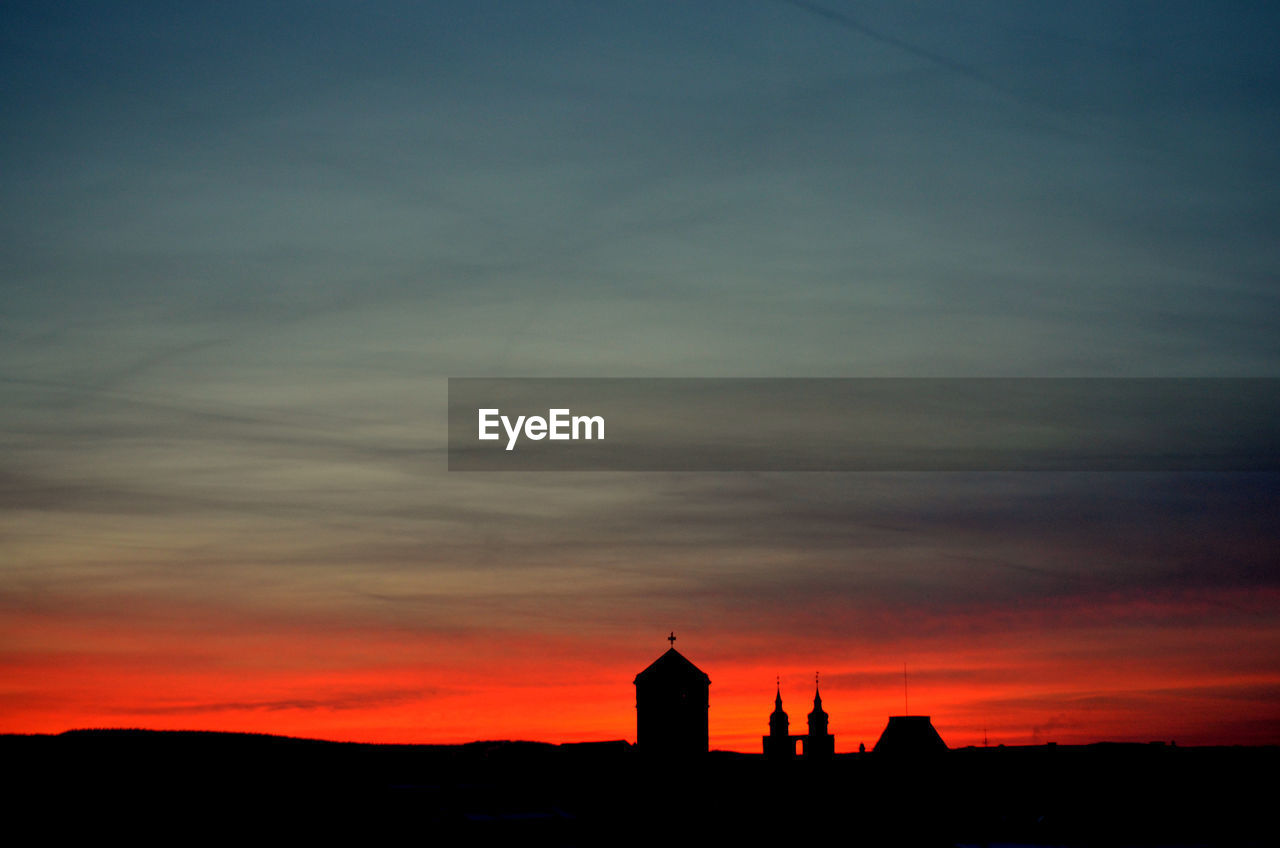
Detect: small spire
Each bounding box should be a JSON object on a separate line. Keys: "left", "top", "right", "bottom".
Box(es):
{"left": 667, "top": 631, "right": 676, "bottom": 648}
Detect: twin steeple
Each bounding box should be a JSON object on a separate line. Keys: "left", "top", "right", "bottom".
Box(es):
{"left": 764, "top": 672, "right": 835, "bottom": 760}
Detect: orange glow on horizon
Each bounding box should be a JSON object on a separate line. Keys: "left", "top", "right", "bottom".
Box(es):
{"left": 4, "top": 589, "right": 1278, "bottom": 750}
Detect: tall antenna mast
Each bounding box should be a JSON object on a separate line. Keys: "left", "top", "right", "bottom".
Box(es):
{"left": 903, "top": 661, "right": 909, "bottom": 715}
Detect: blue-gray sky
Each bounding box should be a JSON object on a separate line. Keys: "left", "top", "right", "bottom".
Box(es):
{"left": 2, "top": 1, "right": 1278, "bottom": 748}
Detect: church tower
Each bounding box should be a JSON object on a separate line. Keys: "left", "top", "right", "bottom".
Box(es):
{"left": 804, "top": 675, "right": 835, "bottom": 760}
{"left": 763, "top": 679, "right": 794, "bottom": 760}
{"left": 634, "top": 633, "right": 710, "bottom": 758}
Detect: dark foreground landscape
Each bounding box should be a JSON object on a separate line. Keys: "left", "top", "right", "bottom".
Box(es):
{"left": 3, "top": 730, "right": 1274, "bottom": 846}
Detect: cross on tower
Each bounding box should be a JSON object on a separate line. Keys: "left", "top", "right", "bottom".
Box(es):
{"left": 668, "top": 631, "right": 676, "bottom": 648}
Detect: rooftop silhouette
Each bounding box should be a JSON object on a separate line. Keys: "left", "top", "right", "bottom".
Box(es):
{"left": 763, "top": 674, "right": 837, "bottom": 760}
{"left": 873, "top": 715, "right": 949, "bottom": 756}
{"left": 1, "top": 635, "right": 1273, "bottom": 843}
{"left": 633, "top": 633, "right": 710, "bottom": 758}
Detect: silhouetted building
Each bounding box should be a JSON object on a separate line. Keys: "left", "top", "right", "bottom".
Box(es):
{"left": 762, "top": 682, "right": 793, "bottom": 760}
{"left": 763, "top": 679, "right": 835, "bottom": 760}
{"left": 634, "top": 633, "right": 710, "bottom": 758}
{"left": 803, "top": 682, "right": 835, "bottom": 760}
{"left": 873, "top": 715, "right": 948, "bottom": 756}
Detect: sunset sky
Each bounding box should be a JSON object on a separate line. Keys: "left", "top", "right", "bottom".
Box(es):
{"left": 2, "top": 1, "right": 1278, "bottom": 751}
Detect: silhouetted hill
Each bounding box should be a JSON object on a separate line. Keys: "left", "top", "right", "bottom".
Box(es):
{"left": 3, "top": 731, "right": 1273, "bottom": 846}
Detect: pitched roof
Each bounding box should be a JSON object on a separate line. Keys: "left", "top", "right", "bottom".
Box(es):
{"left": 634, "top": 648, "right": 711, "bottom": 685}
{"left": 873, "top": 715, "right": 948, "bottom": 755}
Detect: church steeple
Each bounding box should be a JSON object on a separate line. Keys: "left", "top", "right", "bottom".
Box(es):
{"left": 808, "top": 673, "right": 828, "bottom": 733}
{"left": 804, "top": 672, "right": 835, "bottom": 760}
{"left": 764, "top": 676, "right": 793, "bottom": 760}
{"left": 770, "top": 678, "right": 789, "bottom": 734}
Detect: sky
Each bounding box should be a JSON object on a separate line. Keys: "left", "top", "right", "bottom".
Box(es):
{"left": 2, "top": 1, "right": 1278, "bottom": 751}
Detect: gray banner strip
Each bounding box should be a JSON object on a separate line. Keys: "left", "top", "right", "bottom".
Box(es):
{"left": 447, "top": 378, "right": 1280, "bottom": 471}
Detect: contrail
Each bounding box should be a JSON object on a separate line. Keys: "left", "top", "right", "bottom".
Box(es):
{"left": 766, "top": 0, "right": 1193, "bottom": 155}
{"left": 769, "top": 0, "right": 1057, "bottom": 112}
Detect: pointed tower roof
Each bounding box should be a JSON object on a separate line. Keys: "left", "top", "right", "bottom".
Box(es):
{"left": 634, "top": 647, "right": 711, "bottom": 685}
{"left": 809, "top": 675, "right": 828, "bottom": 720}
{"left": 771, "top": 680, "right": 787, "bottom": 720}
